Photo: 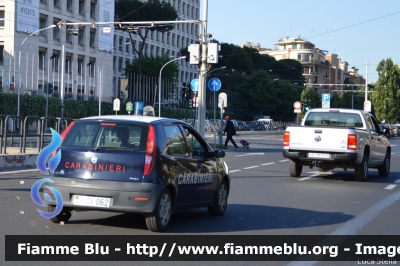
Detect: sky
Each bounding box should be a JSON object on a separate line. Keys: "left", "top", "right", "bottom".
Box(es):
{"left": 204, "top": 0, "right": 400, "bottom": 83}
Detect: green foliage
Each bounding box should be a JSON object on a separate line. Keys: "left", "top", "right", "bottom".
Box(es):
{"left": 301, "top": 88, "right": 321, "bottom": 114}
{"left": 371, "top": 58, "right": 400, "bottom": 122}
{"left": 125, "top": 54, "right": 180, "bottom": 79}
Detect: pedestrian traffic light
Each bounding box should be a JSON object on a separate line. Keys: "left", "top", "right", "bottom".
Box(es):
{"left": 27, "top": 96, "right": 32, "bottom": 107}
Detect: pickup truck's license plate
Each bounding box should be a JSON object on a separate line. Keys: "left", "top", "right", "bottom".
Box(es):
{"left": 72, "top": 195, "right": 111, "bottom": 208}
{"left": 309, "top": 153, "right": 330, "bottom": 158}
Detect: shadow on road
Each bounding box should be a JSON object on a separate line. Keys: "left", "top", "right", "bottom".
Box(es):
{"left": 66, "top": 203, "right": 353, "bottom": 233}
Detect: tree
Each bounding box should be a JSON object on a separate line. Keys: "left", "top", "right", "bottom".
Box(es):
{"left": 301, "top": 88, "right": 321, "bottom": 113}
{"left": 371, "top": 58, "right": 400, "bottom": 122}
{"left": 115, "top": 0, "right": 178, "bottom": 74}
{"left": 125, "top": 54, "right": 179, "bottom": 80}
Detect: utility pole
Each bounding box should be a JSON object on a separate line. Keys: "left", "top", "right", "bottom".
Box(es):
{"left": 197, "top": 0, "right": 208, "bottom": 137}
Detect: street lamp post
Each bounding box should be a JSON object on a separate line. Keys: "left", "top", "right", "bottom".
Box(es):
{"left": 99, "top": 41, "right": 130, "bottom": 116}
{"left": 158, "top": 56, "right": 186, "bottom": 117}
{"left": 204, "top": 66, "right": 226, "bottom": 148}
{"left": 18, "top": 25, "right": 57, "bottom": 117}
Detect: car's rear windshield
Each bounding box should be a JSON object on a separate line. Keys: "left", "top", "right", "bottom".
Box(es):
{"left": 62, "top": 121, "right": 149, "bottom": 151}
{"left": 304, "top": 112, "right": 363, "bottom": 127}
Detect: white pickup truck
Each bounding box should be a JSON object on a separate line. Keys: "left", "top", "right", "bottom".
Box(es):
{"left": 282, "top": 108, "right": 391, "bottom": 181}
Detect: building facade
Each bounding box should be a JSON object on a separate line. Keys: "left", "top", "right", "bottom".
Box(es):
{"left": 0, "top": 0, "right": 199, "bottom": 105}
{"left": 260, "top": 37, "right": 365, "bottom": 95}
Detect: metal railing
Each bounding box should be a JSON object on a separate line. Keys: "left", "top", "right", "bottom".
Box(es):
{"left": 0, "top": 115, "right": 71, "bottom": 154}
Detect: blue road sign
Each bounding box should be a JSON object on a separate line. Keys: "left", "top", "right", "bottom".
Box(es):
{"left": 208, "top": 78, "right": 221, "bottom": 91}
{"left": 322, "top": 93, "right": 330, "bottom": 102}
{"left": 190, "top": 79, "right": 200, "bottom": 92}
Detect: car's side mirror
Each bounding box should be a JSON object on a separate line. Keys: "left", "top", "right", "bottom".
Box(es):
{"left": 211, "top": 150, "right": 225, "bottom": 158}
{"left": 382, "top": 128, "right": 387, "bottom": 134}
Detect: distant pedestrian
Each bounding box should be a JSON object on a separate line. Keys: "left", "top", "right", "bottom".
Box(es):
{"left": 223, "top": 116, "right": 238, "bottom": 149}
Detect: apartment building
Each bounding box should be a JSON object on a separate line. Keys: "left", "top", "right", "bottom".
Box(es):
{"left": 0, "top": 0, "right": 199, "bottom": 104}
{"left": 260, "top": 37, "right": 365, "bottom": 95}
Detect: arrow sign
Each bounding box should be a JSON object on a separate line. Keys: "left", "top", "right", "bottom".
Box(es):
{"left": 190, "top": 79, "right": 200, "bottom": 92}
{"left": 208, "top": 78, "right": 221, "bottom": 91}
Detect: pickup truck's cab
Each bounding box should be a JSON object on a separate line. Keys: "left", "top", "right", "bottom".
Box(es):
{"left": 282, "top": 108, "right": 391, "bottom": 181}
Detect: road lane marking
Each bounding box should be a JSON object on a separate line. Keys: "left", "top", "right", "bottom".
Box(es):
{"left": 243, "top": 166, "right": 259, "bottom": 169}
{"left": 298, "top": 173, "right": 320, "bottom": 181}
{"left": 235, "top": 153, "right": 264, "bottom": 157}
{"left": 384, "top": 185, "right": 396, "bottom": 190}
{"left": 329, "top": 190, "right": 400, "bottom": 235}
{"left": 0, "top": 169, "right": 40, "bottom": 175}
{"left": 261, "top": 162, "right": 275, "bottom": 166}
{"left": 278, "top": 159, "right": 289, "bottom": 162}
{"left": 229, "top": 170, "right": 241, "bottom": 173}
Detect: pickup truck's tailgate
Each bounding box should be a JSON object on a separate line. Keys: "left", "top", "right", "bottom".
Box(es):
{"left": 287, "top": 127, "right": 351, "bottom": 153}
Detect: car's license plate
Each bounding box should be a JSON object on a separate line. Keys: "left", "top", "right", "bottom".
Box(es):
{"left": 72, "top": 195, "right": 111, "bottom": 208}
{"left": 308, "top": 153, "right": 330, "bottom": 158}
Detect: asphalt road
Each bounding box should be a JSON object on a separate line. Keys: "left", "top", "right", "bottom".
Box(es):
{"left": 1, "top": 133, "right": 400, "bottom": 266}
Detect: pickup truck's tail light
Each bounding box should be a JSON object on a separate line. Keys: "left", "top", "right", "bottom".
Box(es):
{"left": 347, "top": 134, "right": 357, "bottom": 150}
{"left": 283, "top": 131, "right": 290, "bottom": 146}
{"left": 144, "top": 125, "right": 156, "bottom": 176}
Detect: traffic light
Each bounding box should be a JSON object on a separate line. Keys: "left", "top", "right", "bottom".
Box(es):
{"left": 182, "top": 87, "right": 190, "bottom": 100}
{"left": 27, "top": 96, "right": 32, "bottom": 107}
{"left": 302, "top": 99, "right": 311, "bottom": 112}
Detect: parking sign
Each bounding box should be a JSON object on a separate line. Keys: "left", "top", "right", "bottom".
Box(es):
{"left": 322, "top": 94, "right": 330, "bottom": 102}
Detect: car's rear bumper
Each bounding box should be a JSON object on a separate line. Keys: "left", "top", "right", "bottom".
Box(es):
{"left": 47, "top": 177, "right": 164, "bottom": 214}
{"left": 282, "top": 150, "right": 358, "bottom": 162}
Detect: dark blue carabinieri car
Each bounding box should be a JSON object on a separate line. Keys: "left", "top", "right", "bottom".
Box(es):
{"left": 48, "top": 113, "right": 230, "bottom": 232}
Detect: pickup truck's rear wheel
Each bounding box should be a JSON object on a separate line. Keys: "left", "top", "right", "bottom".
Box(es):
{"left": 355, "top": 153, "right": 369, "bottom": 181}
{"left": 378, "top": 150, "right": 390, "bottom": 177}
{"left": 289, "top": 159, "right": 302, "bottom": 177}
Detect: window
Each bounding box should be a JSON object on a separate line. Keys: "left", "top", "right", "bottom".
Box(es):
{"left": 88, "top": 58, "right": 95, "bottom": 76}
{"left": 65, "top": 54, "right": 72, "bottom": 72}
{"left": 150, "top": 45, "right": 154, "bottom": 56}
{"left": 39, "top": 17, "right": 47, "bottom": 35}
{"left": 39, "top": 50, "right": 47, "bottom": 69}
{"left": 66, "top": 0, "right": 73, "bottom": 11}
{"left": 53, "top": 19, "right": 60, "bottom": 39}
{"left": 113, "top": 56, "right": 116, "bottom": 71}
{"left": 66, "top": 24, "right": 72, "bottom": 42}
{"left": 54, "top": 0, "right": 60, "bottom": 8}
{"left": 125, "top": 39, "right": 130, "bottom": 52}
{"left": 163, "top": 125, "right": 189, "bottom": 156}
{"left": 0, "top": 10, "right": 4, "bottom": 27}
{"left": 50, "top": 52, "right": 59, "bottom": 71}
{"left": 79, "top": 0, "right": 85, "bottom": 15}
{"left": 118, "top": 57, "right": 123, "bottom": 72}
{"left": 0, "top": 45, "right": 4, "bottom": 65}
{"left": 167, "top": 32, "right": 170, "bottom": 44}
{"left": 78, "top": 57, "right": 84, "bottom": 74}
{"left": 119, "top": 37, "right": 123, "bottom": 51}
{"left": 78, "top": 27, "right": 85, "bottom": 45}
{"left": 90, "top": 29, "right": 96, "bottom": 47}
{"left": 90, "top": 1, "right": 96, "bottom": 18}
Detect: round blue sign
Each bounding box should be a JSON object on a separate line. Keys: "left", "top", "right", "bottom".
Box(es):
{"left": 208, "top": 78, "right": 221, "bottom": 91}
{"left": 190, "top": 79, "right": 200, "bottom": 92}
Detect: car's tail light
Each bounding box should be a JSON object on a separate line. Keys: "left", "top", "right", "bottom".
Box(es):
{"left": 347, "top": 134, "right": 357, "bottom": 150}
{"left": 51, "top": 121, "right": 75, "bottom": 157}
{"left": 283, "top": 131, "right": 290, "bottom": 146}
{"left": 144, "top": 125, "right": 156, "bottom": 176}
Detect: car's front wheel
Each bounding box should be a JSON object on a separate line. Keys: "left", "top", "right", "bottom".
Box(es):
{"left": 378, "top": 150, "right": 390, "bottom": 177}
{"left": 146, "top": 190, "right": 172, "bottom": 232}
{"left": 208, "top": 180, "right": 228, "bottom": 216}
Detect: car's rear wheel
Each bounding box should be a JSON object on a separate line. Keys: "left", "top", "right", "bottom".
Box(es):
{"left": 378, "top": 150, "right": 390, "bottom": 177}
{"left": 289, "top": 159, "right": 302, "bottom": 177}
{"left": 355, "top": 153, "right": 369, "bottom": 181}
{"left": 208, "top": 180, "right": 228, "bottom": 216}
{"left": 146, "top": 190, "right": 172, "bottom": 232}
{"left": 48, "top": 206, "right": 72, "bottom": 223}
